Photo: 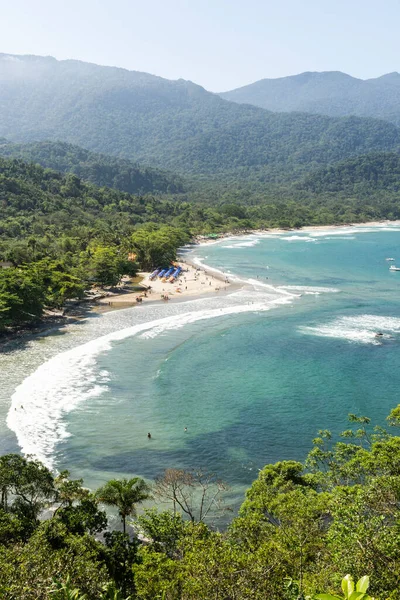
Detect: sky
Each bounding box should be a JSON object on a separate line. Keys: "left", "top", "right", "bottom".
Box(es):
{"left": 1, "top": 0, "right": 399, "bottom": 92}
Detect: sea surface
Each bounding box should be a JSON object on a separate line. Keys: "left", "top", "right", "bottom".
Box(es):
{"left": 1, "top": 225, "right": 400, "bottom": 514}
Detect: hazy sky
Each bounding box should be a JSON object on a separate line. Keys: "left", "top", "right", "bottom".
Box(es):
{"left": 1, "top": 0, "right": 399, "bottom": 91}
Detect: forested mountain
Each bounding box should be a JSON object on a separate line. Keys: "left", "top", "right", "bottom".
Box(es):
{"left": 298, "top": 152, "right": 400, "bottom": 196}
{"left": 220, "top": 71, "right": 400, "bottom": 126}
{"left": 0, "top": 139, "right": 185, "bottom": 194}
{"left": 1, "top": 55, "right": 400, "bottom": 182}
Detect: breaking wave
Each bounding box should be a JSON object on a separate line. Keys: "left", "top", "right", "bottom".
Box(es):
{"left": 299, "top": 314, "right": 400, "bottom": 345}
{"left": 8, "top": 287, "right": 295, "bottom": 470}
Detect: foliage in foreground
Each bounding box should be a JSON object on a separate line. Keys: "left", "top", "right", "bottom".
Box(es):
{"left": 1, "top": 408, "right": 400, "bottom": 598}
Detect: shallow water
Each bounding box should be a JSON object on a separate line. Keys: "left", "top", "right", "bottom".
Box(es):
{"left": 1, "top": 225, "right": 400, "bottom": 513}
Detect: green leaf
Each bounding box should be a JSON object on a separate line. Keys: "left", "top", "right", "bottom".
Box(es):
{"left": 348, "top": 592, "right": 367, "bottom": 600}
{"left": 315, "top": 595, "right": 341, "bottom": 600}
{"left": 342, "top": 575, "right": 355, "bottom": 599}
{"left": 355, "top": 576, "right": 369, "bottom": 594}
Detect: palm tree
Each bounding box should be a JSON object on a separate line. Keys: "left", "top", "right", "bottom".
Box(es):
{"left": 95, "top": 477, "right": 151, "bottom": 534}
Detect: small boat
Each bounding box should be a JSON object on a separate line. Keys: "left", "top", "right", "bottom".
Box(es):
{"left": 389, "top": 265, "right": 400, "bottom": 271}
{"left": 386, "top": 258, "right": 395, "bottom": 261}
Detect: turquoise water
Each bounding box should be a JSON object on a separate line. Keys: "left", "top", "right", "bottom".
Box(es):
{"left": 2, "top": 225, "right": 400, "bottom": 513}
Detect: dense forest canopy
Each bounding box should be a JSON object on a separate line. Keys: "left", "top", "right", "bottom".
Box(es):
{"left": 220, "top": 70, "right": 400, "bottom": 126}
{"left": 297, "top": 152, "right": 400, "bottom": 195}
{"left": 0, "top": 139, "right": 186, "bottom": 195}
{"left": 1, "top": 55, "right": 400, "bottom": 183}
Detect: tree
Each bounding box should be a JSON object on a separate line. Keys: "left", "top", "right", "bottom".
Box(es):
{"left": 0, "top": 520, "right": 109, "bottom": 599}
{"left": 154, "top": 468, "right": 227, "bottom": 523}
{"left": 96, "top": 478, "right": 151, "bottom": 534}
{"left": 0, "top": 454, "right": 56, "bottom": 525}
{"left": 130, "top": 225, "right": 189, "bottom": 271}
{"left": 87, "top": 246, "right": 137, "bottom": 287}
{"left": 103, "top": 531, "right": 139, "bottom": 597}
{"left": 135, "top": 509, "right": 185, "bottom": 557}
{"left": 0, "top": 268, "right": 45, "bottom": 330}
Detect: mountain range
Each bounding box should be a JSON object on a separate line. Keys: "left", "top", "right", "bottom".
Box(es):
{"left": 1, "top": 54, "right": 400, "bottom": 186}
{"left": 220, "top": 71, "right": 400, "bottom": 126}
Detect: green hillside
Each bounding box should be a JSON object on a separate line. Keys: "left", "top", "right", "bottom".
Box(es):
{"left": 0, "top": 139, "right": 185, "bottom": 194}
{"left": 220, "top": 70, "right": 400, "bottom": 126}
{"left": 1, "top": 55, "right": 400, "bottom": 182}
{"left": 298, "top": 152, "right": 400, "bottom": 196}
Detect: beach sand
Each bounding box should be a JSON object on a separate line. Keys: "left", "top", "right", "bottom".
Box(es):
{"left": 96, "top": 261, "right": 231, "bottom": 310}
{"left": 97, "top": 219, "right": 400, "bottom": 311}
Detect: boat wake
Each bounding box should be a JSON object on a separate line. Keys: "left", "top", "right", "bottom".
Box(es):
{"left": 299, "top": 314, "right": 400, "bottom": 345}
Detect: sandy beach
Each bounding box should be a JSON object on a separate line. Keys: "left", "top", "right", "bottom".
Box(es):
{"left": 98, "top": 219, "right": 400, "bottom": 311}
{"left": 97, "top": 260, "right": 232, "bottom": 310}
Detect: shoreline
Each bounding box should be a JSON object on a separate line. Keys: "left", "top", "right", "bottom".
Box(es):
{"left": 94, "top": 259, "right": 233, "bottom": 313}
{"left": 0, "top": 260, "right": 235, "bottom": 350}
{"left": 193, "top": 219, "right": 400, "bottom": 245}
{"left": 1, "top": 218, "right": 399, "bottom": 349}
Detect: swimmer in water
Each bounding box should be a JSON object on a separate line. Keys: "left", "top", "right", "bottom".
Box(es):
{"left": 184, "top": 427, "right": 187, "bottom": 432}
{"left": 147, "top": 432, "right": 152, "bottom": 439}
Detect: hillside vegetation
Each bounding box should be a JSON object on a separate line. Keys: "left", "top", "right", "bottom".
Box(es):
{"left": 1, "top": 55, "right": 400, "bottom": 183}
{"left": 0, "top": 139, "right": 185, "bottom": 194}
{"left": 297, "top": 152, "right": 400, "bottom": 196}
{"left": 0, "top": 408, "right": 400, "bottom": 598}
{"left": 220, "top": 70, "right": 400, "bottom": 126}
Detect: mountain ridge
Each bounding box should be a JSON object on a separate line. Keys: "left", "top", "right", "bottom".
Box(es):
{"left": 1, "top": 54, "right": 400, "bottom": 183}
{"left": 220, "top": 70, "right": 400, "bottom": 126}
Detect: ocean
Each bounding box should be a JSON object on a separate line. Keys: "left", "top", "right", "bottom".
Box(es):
{"left": 1, "top": 225, "right": 400, "bottom": 514}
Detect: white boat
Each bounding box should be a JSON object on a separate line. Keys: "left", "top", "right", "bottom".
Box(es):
{"left": 389, "top": 265, "right": 400, "bottom": 271}
{"left": 386, "top": 258, "right": 395, "bottom": 261}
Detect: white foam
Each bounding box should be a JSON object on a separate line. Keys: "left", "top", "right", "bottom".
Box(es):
{"left": 223, "top": 239, "right": 260, "bottom": 249}
{"left": 299, "top": 314, "right": 400, "bottom": 345}
{"left": 246, "top": 279, "right": 299, "bottom": 297}
{"left": 278, "top": 285, "right": 340, "bottom": 295}
{"left": 376, "top": 227, "right": 400, "bottom": 232}
{"left": 309, "top": 229, "right": 357, "bottom": 237}
{"left": 280, "top": 235, "right": 317, "bottom": 242}
{"left": 8, "top": 294, "right": 294, "bottom": 470}
{"left": 318, "top": 236, "right": 356, "bottom": 240}
{"left": 190, "top": 256, "right": 230, "bottom": 280}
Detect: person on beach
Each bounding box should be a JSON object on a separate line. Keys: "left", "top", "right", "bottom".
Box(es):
{"left": 147, "top": 432, "right": 152, "bottom": 439}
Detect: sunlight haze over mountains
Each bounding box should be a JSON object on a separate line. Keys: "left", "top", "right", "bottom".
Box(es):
{"left": 1, "top": 0, "right": 400, "bottom": 91}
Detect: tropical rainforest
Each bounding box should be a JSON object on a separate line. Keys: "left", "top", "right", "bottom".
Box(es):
{"left": 0, "top": 408, "right": 399, "bottom": 599}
